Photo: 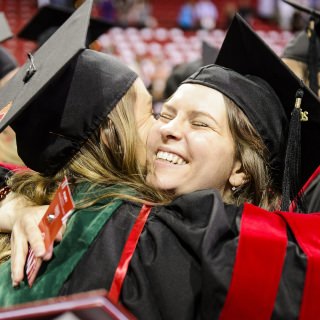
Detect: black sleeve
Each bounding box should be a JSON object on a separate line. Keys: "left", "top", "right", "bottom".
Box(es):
{"left": 303, "top": 174, "right": 320, "bottom": 212}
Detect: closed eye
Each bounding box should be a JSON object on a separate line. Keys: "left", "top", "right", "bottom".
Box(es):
{"left": 192, "top": 121, "right": 209, "bottom": 127}
{"left": 159, "top": 113, "right": 174, "bottom": 121}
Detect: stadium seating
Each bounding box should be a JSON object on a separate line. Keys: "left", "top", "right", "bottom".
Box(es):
{"left": 0, "top": 0, "right": 292, "bottom": 88}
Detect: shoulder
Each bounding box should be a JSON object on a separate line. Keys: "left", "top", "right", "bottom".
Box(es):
{"left": 156, "top": 189, "right": 241, "bottom": 228}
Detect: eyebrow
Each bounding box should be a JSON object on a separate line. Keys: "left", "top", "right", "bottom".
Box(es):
{"left": 189, "top": 110, "right": 220, "bottom": 127}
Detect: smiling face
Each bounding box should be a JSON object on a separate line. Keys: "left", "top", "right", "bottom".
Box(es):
{"left": 146, "top": 83, "right": 246, "bottom": 197}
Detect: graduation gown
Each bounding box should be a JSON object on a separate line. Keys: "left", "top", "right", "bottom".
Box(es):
{"left": 0, "top": 187, "right": 316, "bottom": 319}
{"left": 301, "top": 166, "right": 320, "bottom": 213}
{"left": 58, "top": 189, "right": 312, "bottom": 320}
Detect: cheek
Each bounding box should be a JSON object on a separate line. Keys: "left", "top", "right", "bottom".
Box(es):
{"left": 189, "top": 132, "right": 230, "bottom": 154}
{"left": 190, "top": 133, "right": 235, "bottom": 171}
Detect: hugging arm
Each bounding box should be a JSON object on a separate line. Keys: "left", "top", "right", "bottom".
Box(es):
{"left": 0, "top": 193, "right": 57, "bottom": 285}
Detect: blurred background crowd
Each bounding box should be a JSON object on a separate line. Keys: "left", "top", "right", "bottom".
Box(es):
{"left": 2, "top": 0, "right": 320, "bottom": 103}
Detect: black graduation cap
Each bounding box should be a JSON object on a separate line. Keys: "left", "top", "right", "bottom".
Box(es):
{"left": 202, "top": 41, "right": 219, "bottom": 66}
{"left": 183, "top": 14, "right": 320, "bottom": 211}
{"left": 282, "top": 30, "right": 320, "bottom": 65}
{"left": 163, "top": 41, "right": 219, "bottom": 99}
{"left": 0, "top": 0, "right": 137, "bottom": 175}
{"left": 281, "top": 0, "right": 320, "bottom": 94}
{"left": 0, "top": 12, "right": 13, "bottom": 43}
{"left": 17, "top": 4, "right": 114, "bottom": 47}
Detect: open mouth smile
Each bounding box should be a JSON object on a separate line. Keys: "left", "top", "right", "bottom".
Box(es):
{"left": 156, "top": 151, "right": 187, "bottom": 165}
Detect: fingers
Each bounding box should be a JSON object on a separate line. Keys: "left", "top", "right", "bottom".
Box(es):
{"left": 21, "top": 206, "right": 48, "bottom": 257}
{"left": 10, "top": 207, "right": 48, "bottom": 286}
{"left": 10, "top": 227, "right": 28, "bottom": 286}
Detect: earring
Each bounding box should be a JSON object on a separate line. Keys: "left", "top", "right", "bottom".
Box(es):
{"left": 231, "top": 186, "right": 237, "bottom": 192}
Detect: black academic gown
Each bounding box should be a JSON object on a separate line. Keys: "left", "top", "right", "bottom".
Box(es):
{"left": 59, "top": 189, "right": 307, "bottom": 320}
{"left": 304, "top": 174, "right": 320, "bottom": 212}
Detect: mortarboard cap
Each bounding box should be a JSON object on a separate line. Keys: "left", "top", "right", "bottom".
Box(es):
{"left": 183, "top": 14, "right": 320, "bottom": 211}
{"left": 281, "top": 0, "right": 320, "bottom": 94}
{"left": 0, "top": 12, "right": 13, "bottom": 43}
{"left": 18, "top": 4, "right": 114, "bottom": 47}
{"left": 0, "top": 0, "right": 94, "bottom": 129}
{"left": 202, "top": 40, "right": 219, "bottom": 66}
{"left": 282, "top": 30, "right": 320, "bottom": 66}
{"left": 0, "top": 0, "right": 137, "bottom": 175}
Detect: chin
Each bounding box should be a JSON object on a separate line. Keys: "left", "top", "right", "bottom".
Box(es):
{"left": 153, "top": 179, "right": 178, "bottom": 193}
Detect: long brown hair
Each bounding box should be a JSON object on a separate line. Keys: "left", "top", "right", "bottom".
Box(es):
{"left": 225, "top": 96, "right": 281, "bottom": 210}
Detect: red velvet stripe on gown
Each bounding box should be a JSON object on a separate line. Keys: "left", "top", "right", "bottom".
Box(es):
{"left": 108, "top": 205, "right": 152, "bottom": 304}
{"left": 219, "top": 203, "right": 287, "bottom": 320}
{"left": 276, "top": 211, "right": 320, "bottom": 320}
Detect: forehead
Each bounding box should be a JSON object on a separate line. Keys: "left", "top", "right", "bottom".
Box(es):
{"left": 165, "top": 83, "right": 226, "bottom": 113}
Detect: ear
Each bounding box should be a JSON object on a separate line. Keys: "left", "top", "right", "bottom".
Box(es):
{"left": 229, "top": 159, "right": 247, "bottom": 187}
{"left": 100, "top": 128, "right": 109, "bottom": 147}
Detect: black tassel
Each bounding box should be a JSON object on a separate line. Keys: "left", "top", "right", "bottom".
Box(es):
{"left": 307, "top": 16, "right": 318, "bottom": 94}
{"left": 281, "top": 88, "right": 305, "bottom": 212}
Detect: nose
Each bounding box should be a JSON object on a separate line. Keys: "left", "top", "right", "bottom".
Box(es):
{"left": 159, "top": 117, "right": 183, "bottom": 141}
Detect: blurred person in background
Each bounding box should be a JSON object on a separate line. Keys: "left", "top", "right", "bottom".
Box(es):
{"left": 281, "top": 0, "right": 320, "bottom": 95}
{"left": 122, "top": 0, "right": 157, "bottom": 28}
{"left": 256, "top": 0, "right": 277, "bottom": 23}
{"left": 222, "top": 1, "right": 237, "bottom": 28}
{"left": 281, "top": 0, "right": 320, "bottom": 213}
{"left": 194, "top": 0, "right": 218, "bottom": 30}
{"left": 238, "top": 0, "right": 254, "bottom": 24}
{"left": 0, "top": 47, "right": 24, "bottom": 168}
{"left": 277, "top": 0, "right": 295, "bottom": 30}
{"left": 97, "top": 0, "right": 117, "bottom": 22}
{"left": 0, "top": 48, "right": 23, "bottom": 266}
{"left": 177, "top": 0, "right": 196, "bottom": 30}
{"left": 38, "top": 0, "right": 74, "bottom": 8}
